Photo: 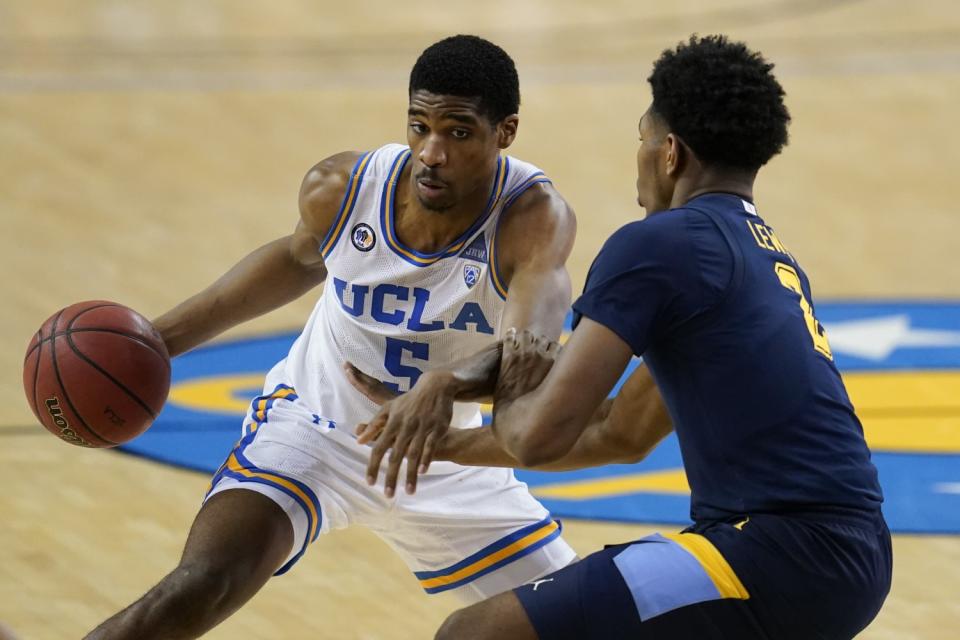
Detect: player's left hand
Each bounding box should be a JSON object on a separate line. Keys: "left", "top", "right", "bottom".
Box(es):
{"left": 343, "top": 361, "right": 400, "bottom": 405}
{"left": 347, "top": 366, "right": 458, "bottom": 497}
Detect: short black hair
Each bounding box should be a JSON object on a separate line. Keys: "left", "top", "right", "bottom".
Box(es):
{"left": 409, "top": 35, "right": 520, "bottom": 124}
{"left": 648, "top": 35, "right": 790, "bottom": 171}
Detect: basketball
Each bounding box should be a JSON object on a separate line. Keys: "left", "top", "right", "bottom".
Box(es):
{"left": 22, "top": 300, "right": 171, "bottom": 448}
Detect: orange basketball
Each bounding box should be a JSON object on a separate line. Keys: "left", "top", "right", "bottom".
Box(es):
{"left": 23, "top": 301, "right": 171, "bottom": 448}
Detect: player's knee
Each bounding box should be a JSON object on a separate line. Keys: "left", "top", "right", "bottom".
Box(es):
{"left": 435, "top": 608, "right": 476, "bottom": 640}
{"left": 162, "top": 560, "right": 249, "bottom": 611}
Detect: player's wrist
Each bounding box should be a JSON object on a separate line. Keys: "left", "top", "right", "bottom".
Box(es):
{"left": 418, "top": 369, "right": 459, "bottom": 397}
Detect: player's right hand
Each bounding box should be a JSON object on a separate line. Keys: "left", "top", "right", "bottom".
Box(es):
{"left": 494, "top": 328, "right": 561, "bottom": 404}
{"left": 350, "top": 369, "right": 458, "bottom": 498}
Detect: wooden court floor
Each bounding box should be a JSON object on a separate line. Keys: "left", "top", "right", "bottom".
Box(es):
{"left": 2, "top": 1, "right": 959, "bottom": 637}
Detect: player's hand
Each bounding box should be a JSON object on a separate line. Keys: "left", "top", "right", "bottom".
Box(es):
{"left": 343, "top": 361, "right": 400, "bottom": 406}
{"left": 356, "top": 371, "right": 457, "bottom": 498}
{"left": 495, "top": 328, "right": 561, "bottom": 404}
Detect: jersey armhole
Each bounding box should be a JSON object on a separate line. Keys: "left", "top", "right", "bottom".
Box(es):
{"left": 318, "top": 151, "right": 375, "bottom": 259}
{"left": 487, "top": 173, "right": 554, "bottom": 300}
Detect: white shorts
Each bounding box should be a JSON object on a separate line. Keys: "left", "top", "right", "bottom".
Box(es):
{"left": 205, "top": 384, "right": 576, "bottom": 603}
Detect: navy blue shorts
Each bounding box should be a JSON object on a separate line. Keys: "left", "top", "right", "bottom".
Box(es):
{"left": 515, "top": 510, "right": 891, "bottom": 639}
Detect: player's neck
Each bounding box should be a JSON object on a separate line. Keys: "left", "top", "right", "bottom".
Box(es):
{"left": 393, "top": 167, "right": 495, "bottom": 254}
{"left": 671, "top": 167, "right": 756, "bottom": 209}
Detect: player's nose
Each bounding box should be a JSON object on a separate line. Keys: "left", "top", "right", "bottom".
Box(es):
{"left": 419, "top": 135, "right": 446, "bottom": 168}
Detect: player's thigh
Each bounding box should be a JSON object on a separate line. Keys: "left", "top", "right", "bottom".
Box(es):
{"left": 382, "top": 465, "right": 576, "bottom": 602}
{"left": 204, "top": 413, "right": 371, "bottom": 575}
{"left": 435, "top": 591, "right": 537, "bottom": 640}
{"left": 180, "top": 488, "right": 294, "bottom": 585}
{"left": 513, "top": 538, "right": 767, "bottom": 640}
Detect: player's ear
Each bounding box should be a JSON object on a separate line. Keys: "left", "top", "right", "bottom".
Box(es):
{"left": 664, "top": 133, "right": 683, "bottom": 177}
{"left": 496, "top": 115, "right": 519, "bottom": 149}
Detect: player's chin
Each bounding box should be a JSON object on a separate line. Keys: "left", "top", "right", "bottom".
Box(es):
{"left": 417, "top": 192, "right": 455, "bottom": 213}
{"left": 636, "top": 196, "right": 651, "bottom": 217}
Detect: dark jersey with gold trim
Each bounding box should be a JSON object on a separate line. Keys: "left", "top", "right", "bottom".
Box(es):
{"left": 573, "top": 193, "right": 882, "bottom": 522}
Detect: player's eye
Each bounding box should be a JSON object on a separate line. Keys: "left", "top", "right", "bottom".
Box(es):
{"left": 451, "top": 128, "right": 470, "bottom": 140}
{"left": 409, "top": 122, "right": 427, "bottom": 135}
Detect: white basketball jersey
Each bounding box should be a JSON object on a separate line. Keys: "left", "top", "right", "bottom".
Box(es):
{"left": 260, "top": 143, "right": 550, "bottom": 457}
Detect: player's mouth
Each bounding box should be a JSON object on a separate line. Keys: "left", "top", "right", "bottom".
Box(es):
{"left": 417, "top": 177, "right": 448, "bottom": 198}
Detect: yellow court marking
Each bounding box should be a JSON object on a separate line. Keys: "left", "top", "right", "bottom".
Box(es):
{"left": 167, "top": 368, "right": 960, "bottom": 461}
{"left": 532, "top": 371, "right": 960, "bottom": 501}
{"left": 168, "top": 374, "right": 266, "bottom": 415}
{"left": 844, "top": 370, "right": 960, "bottom": 453}
{"left": 533, "top": 468, "right": 691, "bottom": 500}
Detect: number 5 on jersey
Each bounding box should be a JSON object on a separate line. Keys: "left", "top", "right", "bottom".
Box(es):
{"left": 774, "top": 262, "right": 833, "bottom": 360}
{"left": 382, "top": 336, "right": 429, "bottom": 393}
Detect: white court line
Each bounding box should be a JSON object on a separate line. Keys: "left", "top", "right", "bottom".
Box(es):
{"left": 933, "top": 482, "right": 960, "bottom": 495}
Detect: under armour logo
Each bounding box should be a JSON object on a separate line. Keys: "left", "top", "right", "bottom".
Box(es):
{"left": 529, "top": 578, "right": 554, "bottom": 591}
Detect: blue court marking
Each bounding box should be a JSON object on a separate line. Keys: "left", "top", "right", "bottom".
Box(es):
{"left": 119, "top": 302, "right": 960, "bottom": 534}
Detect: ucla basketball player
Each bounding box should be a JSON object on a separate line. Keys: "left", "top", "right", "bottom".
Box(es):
{"left": 85, "top": 35, "right": 577, "bottom": 639}
{"left": 352, "top": 35, "right": 892, "bottom": 639}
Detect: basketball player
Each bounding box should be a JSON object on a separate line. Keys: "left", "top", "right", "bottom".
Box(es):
{"left": 84, "top": 35, "right": 578, "bottom": 640}
{"left": 352, "top": 35, "right": 893, "bottom": 639}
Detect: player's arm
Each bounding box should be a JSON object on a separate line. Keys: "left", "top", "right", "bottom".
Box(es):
{"left": 494, "top": 182, "right": 576, "bottom": 341}
{"left": 152, "top": 152, "right": 360, "bottom": 357}
{"left": 345, "top": 335, "right": 671, "bottom": 471}
{"left": 439, "top": 361, "right": 672, "bottom": 471}
{"left": 489, "top": 211, "right": 691, "bottom": 467}
{"left": 354, "top": 183, "right": 576, "bottom": 497}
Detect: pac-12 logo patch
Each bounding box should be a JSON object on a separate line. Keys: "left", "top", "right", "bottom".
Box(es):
{"left": 351, "top": 223, "right": 376, "bottom": 252}
{"left": 463, "top": 264, "right": 481, "bottom": 289}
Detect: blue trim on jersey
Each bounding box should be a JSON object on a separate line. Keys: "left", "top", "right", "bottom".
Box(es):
{"left": 413, "top": 516, "right": 561, "bottom": 593}
{"left": 231, "top": 439, "right": 324, "bottom": 544}
{"left": 205, "top": 430, "right": 324, "bottom": 576}
{"left": 501, "top": 173, "right": 551, "bottom": 210}
{"left": 244, "top": 383, "right": 298, "bottom": 436}
{"left": 380, "top": 153, "right": 509, "bottom": 267}
{"left": 488, "top": 211, "right": 510, "bottom": 300}
{"left": 319, "top": 151, "right": 375, "bottom": 259}
{"left": 487, "top": 170, "right": 551, "bottom": 300}
{"left": 219, "top": 468, "right": 313, "bottom": 574}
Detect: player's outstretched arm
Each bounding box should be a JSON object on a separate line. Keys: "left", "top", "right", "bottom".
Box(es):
{"left": 153, "top": 152, "right": 361, "bottom": 357}
{"left": 353, "top": 182, "right": 576, "bottom": 497}
{"left": 491, "top": 318, "right": 639, "bottom": 467}
{"left": 441, "top": 356, "right": 672, "bottom": 471}
{"left": 346, "top": 336, "right": 672, "bottom": 472}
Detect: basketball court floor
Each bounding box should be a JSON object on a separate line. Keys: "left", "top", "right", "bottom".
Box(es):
{"left": 2, "top": 1, "right": 959, "bottom": 637}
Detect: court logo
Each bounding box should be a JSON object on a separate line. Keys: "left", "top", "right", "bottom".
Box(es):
{"left": 351, "top": 223, "right": 376, "bottom": 252}
{"left": 463, "top": 264, "right": 481, "bottom": 289}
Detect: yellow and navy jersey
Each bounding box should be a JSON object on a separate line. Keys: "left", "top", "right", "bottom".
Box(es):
{"left": 572, "top": 192, "right": 883, "bottom": 521}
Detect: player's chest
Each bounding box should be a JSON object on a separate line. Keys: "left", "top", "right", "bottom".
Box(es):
{"left": 325, "top": 257, "right": 501, "bottom": 337}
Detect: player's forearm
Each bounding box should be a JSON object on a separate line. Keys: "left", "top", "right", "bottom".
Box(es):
{"left": 440, "top": 400, "right": 651, "bottom": 471}
{"left": 420, "top": 341, "right": 503, "bottom": 402}
{"left": 154, "top": 237, "right": 326, "bottom": 357}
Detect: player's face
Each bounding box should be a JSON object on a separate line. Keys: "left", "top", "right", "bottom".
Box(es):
{"left": 635, "top": 108, "right": 674, "bottom": 216}
{"left": 407, "top": 91, "right": 517, "bottom": 212}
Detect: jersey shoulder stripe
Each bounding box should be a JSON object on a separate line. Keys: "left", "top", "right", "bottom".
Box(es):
{"left": 488, "top": 171, "right": 554, "bottom": 299}
{"left": 319, "top": 151, "right": 375, "bottom": 259}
